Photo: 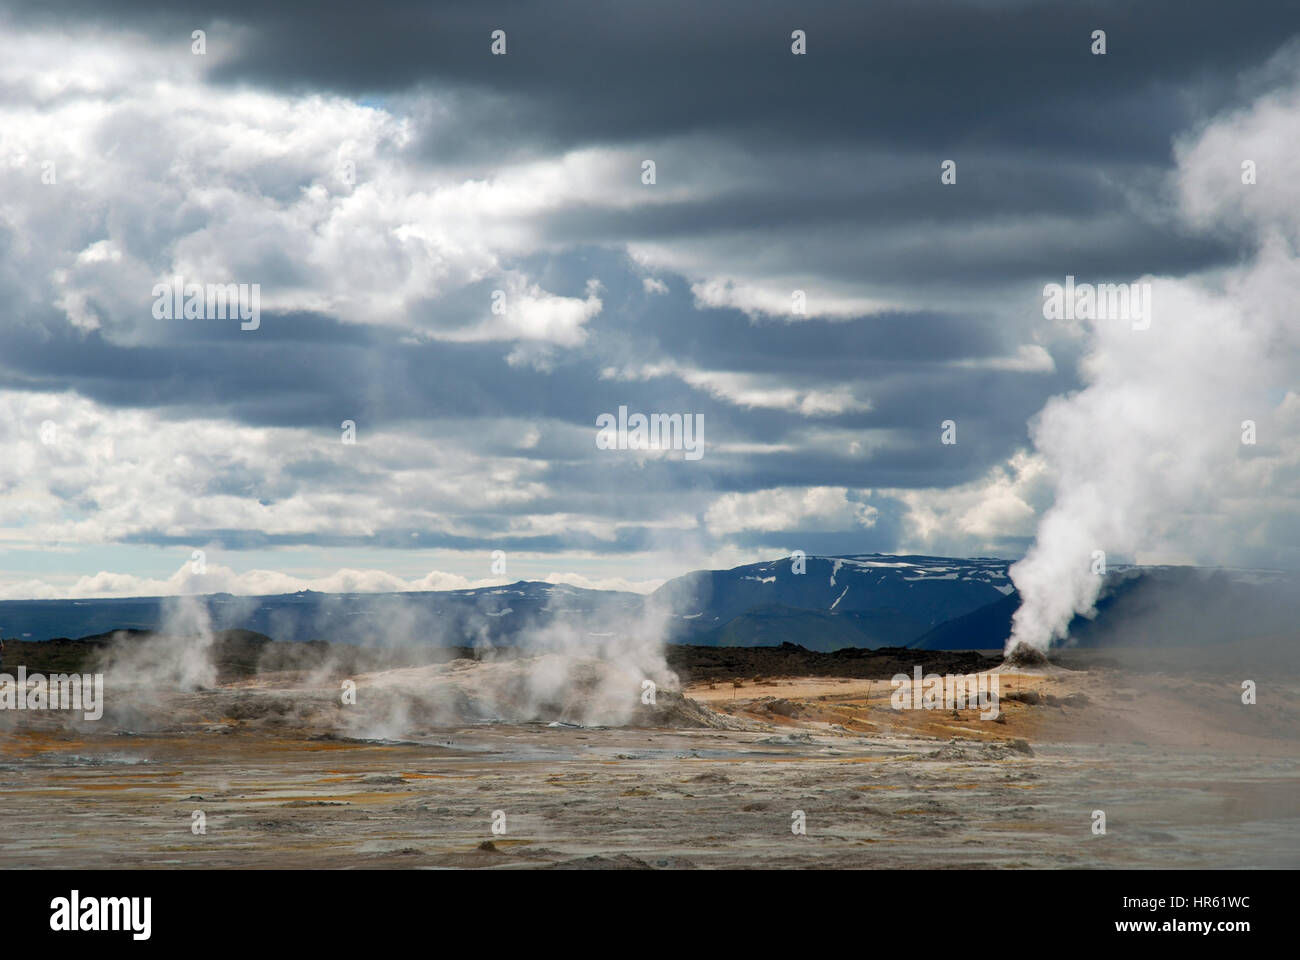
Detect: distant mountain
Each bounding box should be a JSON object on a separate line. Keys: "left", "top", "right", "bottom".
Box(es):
{"left": 3, "top": 555, "right": 1297, "bottom": 652}
{"left": 1, "top": 554, "right": 1017, "bottom": 649}
{"left": 686, "top": 605, "right": 918, "bottom": 653}
{"left": 0, "top": 581, "right": 640, "bottom": 646}
{"left": 651, "top": 555, "right": 1014, "bottom": 647}
{"left": 911, "top": 565, "right": 1300, "bottom": 650}
{"left": 909, "top": 591, "right": 1019, "bottom": 650}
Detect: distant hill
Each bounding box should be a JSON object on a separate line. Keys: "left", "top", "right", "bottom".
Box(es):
{"left": 910, "top": 592, "right": 1019, "bottom": 650}
{"left": 911, "top": 565, "right": 1300, "bottom": 650}
{"left": 3, "top": 555, "right": 1297, "bottom": 652}
{"left": 0, "top": 581, "right": 640, "bottom": 646}
{"left": 652, "top": 555, "right": 1014, "bottom": 646}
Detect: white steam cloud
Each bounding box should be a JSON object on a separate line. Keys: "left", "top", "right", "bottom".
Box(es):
{"left": 339, "top": 594, "right": 683, "bottom": 738}
{"left": 99, "top": 595, "right": 218, "bottom": 695}
{"left": 1009, "top": 64, "right": 1300, "bottom": 651}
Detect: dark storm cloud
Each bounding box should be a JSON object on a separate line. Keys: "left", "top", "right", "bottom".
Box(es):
{"left": 4, "top": 0, "right": 1296, "bottom": 566}
{"left": 0, "top": 242, "right": 1077, "bottom": 565}
{"left": 0, "top": 243, "right": 1062, "bottom": 433}
{"left": 725, "top": 516, "right": 908, "bottom": 558}
{"left": 12, "top": 0, "right": 1295, "bottom": 158}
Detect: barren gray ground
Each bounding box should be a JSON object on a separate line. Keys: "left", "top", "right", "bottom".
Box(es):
{"left": 3, "top": 660, "right": 1297, "bottom": 869}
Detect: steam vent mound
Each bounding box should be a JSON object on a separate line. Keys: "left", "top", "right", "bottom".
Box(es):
{"left": 1001, "top": 642, "right": 1052, "bottom": 669}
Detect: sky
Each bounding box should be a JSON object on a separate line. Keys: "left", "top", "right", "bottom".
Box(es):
{"left": 1, "top": 0, "right": 1299, "bottom": 600}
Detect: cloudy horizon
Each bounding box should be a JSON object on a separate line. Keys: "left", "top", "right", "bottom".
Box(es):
{"left": 3, "top": 1, "right": 1299, "bottom": 601}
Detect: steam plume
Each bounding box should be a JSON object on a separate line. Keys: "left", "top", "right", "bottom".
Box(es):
{"left": 1008, "top": 69, "right": 1300, "bottom": 651}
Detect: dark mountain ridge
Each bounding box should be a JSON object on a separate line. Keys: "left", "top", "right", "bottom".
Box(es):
{"left": 2, "top": 555, "right": 1296, "bottom": 652}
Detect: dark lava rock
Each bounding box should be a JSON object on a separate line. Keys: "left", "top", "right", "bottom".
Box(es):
{"left": 1006, "top": 690, "right": 1043, "bottom": 705}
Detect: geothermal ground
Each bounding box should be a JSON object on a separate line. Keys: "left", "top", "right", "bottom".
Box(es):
{"left": 2, "top": 644, "right": 1297, "bottom": 869}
